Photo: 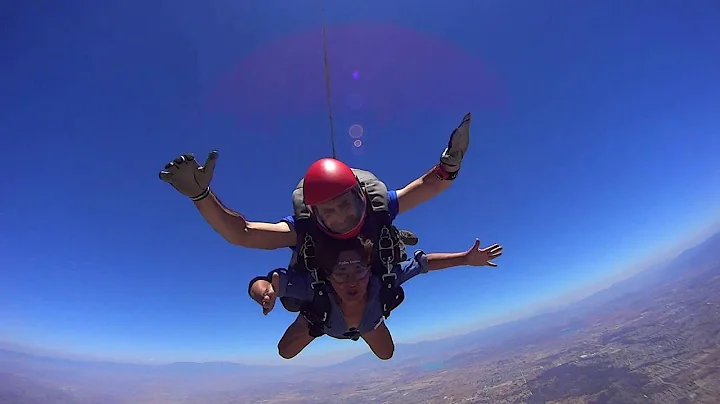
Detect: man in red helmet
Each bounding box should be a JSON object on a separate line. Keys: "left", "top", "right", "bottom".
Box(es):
{"left": 300, "top": 158, "right": 370, "bottom": 238}
{"left": 158, "top": 112, "right": 470, "bottom": 250}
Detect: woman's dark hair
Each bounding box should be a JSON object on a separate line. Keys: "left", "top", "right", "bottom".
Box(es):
{"left": 315, "top": 236, "right": 373, "bottom": 275}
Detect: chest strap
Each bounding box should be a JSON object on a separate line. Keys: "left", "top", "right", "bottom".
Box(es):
{"left": 377, "top": 225, "right": 405, "bottom": 319}
{"left": 298, "top": 233, "right": 332, "bottom": 338}
{"left": 297, "top": 223, "right": 406, "bottom": 336}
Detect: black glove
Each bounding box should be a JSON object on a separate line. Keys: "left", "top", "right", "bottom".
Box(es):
{"left": 396, "top": 228, "right": 419, "bottom": 246}
{"left": 158, "top": 151, "right": 218, "bottom": 201}
{"left": 439, "top": 112, "right": 471, "bottom": 172}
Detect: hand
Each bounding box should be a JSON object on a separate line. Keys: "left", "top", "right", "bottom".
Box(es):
{"left": 395, "top": 227, "right": 419, "bottom": 246}
{"left": 439, "top": 112, "right": 471, "bottom": 172}
{"left": 249, "top": 272, "right": 280, "bottom": 315}
{"left": 158, "top": 151, "right": 218, "bottom": 200}
{"left": 464, "top": 239, "right": 502, "bottom": 267}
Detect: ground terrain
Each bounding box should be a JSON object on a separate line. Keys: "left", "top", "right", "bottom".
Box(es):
{"left": 3, "top": 233, "right": 719, "bottom": 403}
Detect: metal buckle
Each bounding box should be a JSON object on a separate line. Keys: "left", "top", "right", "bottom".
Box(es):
{"left": 302, "top": 234, "right": 316, "bottom": 272}
{"left": 302, "top": 234, "right": 326, "bottom": 290}
{"left": 311, "top": 279, "right": 326, "bottom": 292}
{"left": 378, "top": 226, "right": 395, "bottom": 268}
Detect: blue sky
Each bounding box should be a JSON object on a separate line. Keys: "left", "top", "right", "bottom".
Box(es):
{"left": 1, "top": 0, "right": 719, "bottom": 365}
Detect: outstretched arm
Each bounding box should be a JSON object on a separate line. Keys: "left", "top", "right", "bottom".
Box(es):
{"left": 158, "top": 150, "right": 297, "bottom": 250}
{"left": 395, "top": 113, "right": 471, "bottom": 215}
{"left": 395, "top": 166, "right": 454, "bottom": 214}
{"left": 194, "top": 191, "right": 296, "bottom": 249}
{"left": 426, "top": 239, "right": 503, "bottom": 272}
{"left": 391, "top": 239, "right": 502, "bottom": 287}
{"left": 426, "top": 250, "right": 469, "bottom": 271}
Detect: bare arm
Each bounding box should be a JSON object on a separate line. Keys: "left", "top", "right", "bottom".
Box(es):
{"left": 395, "top": 165, "right": 454, "bottom": 215}
{"left": 277, "top": 314, "right": 316, "bottom": 359}
{"left": 425, "top": 239, "right": 503, "bottom": 272}
{"left": 426, "top": 251, "right": 469, "bottom": 271}
{"left": 395, "top": 113, "right": 470, "bottom": 214}
{"left": 194, "top": 190, "right": 296, "bottom": 250}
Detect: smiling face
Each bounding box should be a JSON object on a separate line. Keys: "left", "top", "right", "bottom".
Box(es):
{"left": 328, "top": 249, "right": 371, "bottom": 304}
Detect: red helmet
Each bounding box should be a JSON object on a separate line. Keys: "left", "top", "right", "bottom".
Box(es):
{"left": 303, "top": 158, "right": 367, "bottom": 239}
{"left": 304, "top": 158, "right": 358, "bottom": 205}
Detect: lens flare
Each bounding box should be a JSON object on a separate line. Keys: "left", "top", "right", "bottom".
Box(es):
{"left": 348, "top": 124, "right": 364, "bottom": 139}
{"left": 353, "top": 139, "right": 363, "bottom": 147}
{"left": 213, "top": 23, "right": 504, "bottom": 133}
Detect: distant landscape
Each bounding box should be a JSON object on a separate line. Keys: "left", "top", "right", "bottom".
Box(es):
{"left": 3, "top": 232, "right": 720, "bottom": 404}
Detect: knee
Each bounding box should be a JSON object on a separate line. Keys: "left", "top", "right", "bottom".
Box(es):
{"left": 277, "top": 341, "right": 297, "bottom": 360}
{"left": 377, "top": 352, "right": 393, "bottom": 360}
{"left": 375, "top": 347, "right": 394, "bottom": 360}
{"left": 278, "top": 350, "right": 296, "bottom": 360}
{"left": 278, "top": 338, "right": 300, "bottom": 359}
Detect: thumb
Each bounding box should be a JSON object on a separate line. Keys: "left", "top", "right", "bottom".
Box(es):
{"left": 158, "top": 171, "right": 173, "bottom": 183}
{"left": 201, "top": 150, "right": 219, "bottom": 174}
{"left": 271, "top": 272, "right": 280, "bottom": 295}
{"left": 471, "top": 238, "right": 481, "bottom": 251}
{"left": 263, "top": 274, "right": 280, "bottom": 316}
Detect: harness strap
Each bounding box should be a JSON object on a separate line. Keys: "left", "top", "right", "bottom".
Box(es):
{"left": 295, "top": 214, "right": 406, "bottom": 333}
{"left": 299, "top": 233, "right": 331, "bottom": 337}
{"left": 376, "top": 225, "right": 405, "bottom": 319}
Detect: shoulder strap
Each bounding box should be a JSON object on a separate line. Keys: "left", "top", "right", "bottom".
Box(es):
{"left": 370, "top": 218, "right": 402, "bottom": 273}
{"left": 291, "top": 177, "right": 311, "bottom": 220}
{"left": 296, "top": 232, "right": 332, "bottom": 336}
{"left": 372, "top": 223, "right": 405, "bottom": 319}
{"left": 379, "top": 275, "right": 405, "bottom": 319}
{"left": 350, "top": 168, "right": 390, "bottom": 213}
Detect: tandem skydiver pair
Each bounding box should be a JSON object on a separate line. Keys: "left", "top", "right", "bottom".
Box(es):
{"left": 158, "top": 112, "right": 504, "bottom": 360}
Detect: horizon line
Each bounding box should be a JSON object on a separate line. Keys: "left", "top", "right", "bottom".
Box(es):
{"left": 4, "top": 221, "right": 718, "bottom": 367}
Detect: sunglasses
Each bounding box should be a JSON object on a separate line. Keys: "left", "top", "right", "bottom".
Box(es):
{"left": 329, "top": 259, "right": 370, "bottom": 283}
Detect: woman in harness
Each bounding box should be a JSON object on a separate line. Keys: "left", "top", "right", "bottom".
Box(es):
{"left": 249, "top": 236, "right": 503, "bottom": 360}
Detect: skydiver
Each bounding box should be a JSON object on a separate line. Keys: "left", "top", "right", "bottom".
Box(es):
{"left": 248, "top": 237, "right": 503, "bottom": 360}
{"left": 157, "top": 112, "right": 471, "bottom": 252}
{"left": 159, "top": 112, "right": 472, "bottom": 326}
